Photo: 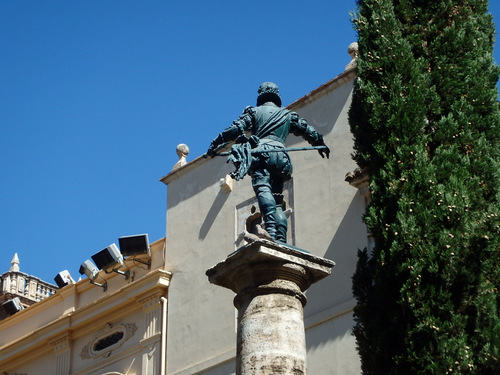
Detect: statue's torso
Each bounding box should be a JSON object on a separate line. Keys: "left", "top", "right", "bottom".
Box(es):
{"left": 252, "top": 105, "right": 291, "bottom": 144}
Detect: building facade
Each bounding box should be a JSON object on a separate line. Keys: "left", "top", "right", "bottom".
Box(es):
{"left": 0, "top": 239, "right": 169, "bottom": 375}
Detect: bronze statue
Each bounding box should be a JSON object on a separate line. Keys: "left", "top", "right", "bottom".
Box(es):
{"left": 206, "top": 82, "right": 329, "bottom": 243}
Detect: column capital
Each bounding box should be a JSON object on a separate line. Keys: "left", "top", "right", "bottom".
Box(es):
{"left": 49, "top": 335, "right": 70, "bottom": 353}
{"left": 136, "top": 291, "right": 163, "bottom": 312}
{"left": 206, "top": 239, "right": 334, "bottom": 299}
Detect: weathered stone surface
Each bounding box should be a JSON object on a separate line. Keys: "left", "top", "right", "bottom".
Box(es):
{"left": 207, "top": 239, "right": 335, "bottom": 375}
{"left": 237, "top": 292, "right": 306, "bottom": 374}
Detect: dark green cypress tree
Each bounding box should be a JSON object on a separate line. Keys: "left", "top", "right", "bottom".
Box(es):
{"left": 349, "top": 0, "right": 500, "bottom": 373}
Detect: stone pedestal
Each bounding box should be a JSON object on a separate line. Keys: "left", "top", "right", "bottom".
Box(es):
{"left": 206, "top": 240, "right": 335, "bottom": 375}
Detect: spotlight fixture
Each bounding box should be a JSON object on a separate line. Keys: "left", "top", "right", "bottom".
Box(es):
{"left": 79, "top": 260, "right": 107, "bottom": 291}
{"left": 54, "top": 270, "right": 75, "bottom": 288}
{"left": 2, "top": 297, "right": 24, "bottom": 315}
{"left": 118, "top": 234, "right": 151, "bottom": 268}
{"left": 92, "top": 243, "right": 130, "bottom": 279}
{"left": 79, "top": 260, "right": 99, "bottom": 280}
{"left": 119, "top": 234, "right": 150, "bottom": 256}
{"left": 92, "top": 243, "right": 123, "bottom": 270}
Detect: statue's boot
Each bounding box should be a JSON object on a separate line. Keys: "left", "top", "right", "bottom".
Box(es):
{"left": 255, "top": 187, "right": 277, "bottom": 240}
{"left": 274, "top": 194, "right": 287, "bottom": 242}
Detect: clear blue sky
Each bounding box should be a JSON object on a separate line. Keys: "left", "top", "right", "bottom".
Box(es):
{"left": 1, "top": 1, "right": 499, "bottom": 284}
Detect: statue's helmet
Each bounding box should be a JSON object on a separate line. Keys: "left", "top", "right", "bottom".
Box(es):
{"left": 257, "top": 82, "right": 282, "bottom": 107}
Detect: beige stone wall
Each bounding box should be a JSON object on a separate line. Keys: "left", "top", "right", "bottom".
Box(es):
{"left": 164, "top": 156, "right": 244, "bottom": 375}
{"left": 162, "top": 70, "right": 364, "bottom": 375}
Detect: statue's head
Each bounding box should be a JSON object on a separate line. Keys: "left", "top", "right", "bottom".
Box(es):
{"left": 257, "top": 82, "right": 282, "bottom": 107}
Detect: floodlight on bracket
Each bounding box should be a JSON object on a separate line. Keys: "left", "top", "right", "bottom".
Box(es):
{"left": 118, "top": 234, "right": 152, "bottom": 269}
{"left": 91, "top": 279, "right": 108, "bottom": 291}
{"left": 128, "top": 256, "right": 151, "bottom": 269}
{"left": 92, "top": 243, "right": 131, "bottom": 280}
{"left": 127, "top": 257, "right": 151, "bottom": 269}
{"left": 79, "top": 260, "right": 108, "bottom": 292}
{"left": 2, "top": 297, "right": 24, "bottom": 315}
{"left": 104, "top": 267, "right": 131, "bottom": 280}
{"left": 54, "top": 270, "right": 75, "bottom": 289}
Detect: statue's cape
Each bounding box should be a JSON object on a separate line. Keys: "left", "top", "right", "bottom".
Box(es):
{"left": 227, "top": 107, "right": 290, "bottom": 181}
{"left": 227, "top": 140, "right": 254, "bottom": 181}
{"left": 253, "top": 107, "right": 290, "bottom": 140}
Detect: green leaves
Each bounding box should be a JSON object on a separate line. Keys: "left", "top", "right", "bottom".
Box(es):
{"left": 350, "top": 1, "right": 500, "bottom": 374}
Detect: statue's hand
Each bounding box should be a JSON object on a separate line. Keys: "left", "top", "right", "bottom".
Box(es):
{"left": 318, "top": 145, "right": 330, "bottom": 159}
{"left": 205, "top": 133, "right": 226, "bottom": 158}
{"left": 205, "top": 144, "right": 217, "bottom": 158}
{"left": 313, "top": 135, "right": 330, "bottom": 159}
{"left": 205, "top": 139, "right": 230, "bottom": 158}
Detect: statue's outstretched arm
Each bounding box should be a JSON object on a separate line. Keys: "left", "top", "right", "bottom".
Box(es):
{"left": 290, "top": 113, "right": 330, "bottom": 159}
{"left": 206, "top": 107, "right": 254, "bottom": 158}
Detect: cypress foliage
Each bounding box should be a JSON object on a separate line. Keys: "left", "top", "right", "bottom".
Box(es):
{"left": 349, "top": 0, "right": 500, "bottom": 373}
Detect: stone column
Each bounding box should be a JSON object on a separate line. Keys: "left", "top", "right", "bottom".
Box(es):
{"left": 50, "top": 335, "right": 71, "bottom": 375}
{"left": 206, "top": 240, "right": 334, "bottom": 375}
{"left": 136, "top": 292, "right": 163, "bottom": 375}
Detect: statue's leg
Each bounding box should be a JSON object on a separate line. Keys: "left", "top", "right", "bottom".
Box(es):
{"left": 273, "top": 194, "right": 287, "bottom": 242}
{"left": 251, "top": 170, "right": 277, "bottom": 239}
{"left": 270, "top": 177, "right": 287, "bottom": 243}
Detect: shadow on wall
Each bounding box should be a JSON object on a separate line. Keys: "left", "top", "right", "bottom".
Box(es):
{"left": 199, "top": 189, "right": 231, "bottom": 240}
{"left": 287, "top": 79, "right": 353, "bottom": 147}
{"left": 306, "top": 311, "right": 356, "bottom": 357}
{"left": 304, "top": 192, "right": 367, "bottom": 347}
{"left": 166, "top": 156, "right": 234, "bottom": 211}
{"left": 201, "top": 358, "right": 236, "bottom": 375}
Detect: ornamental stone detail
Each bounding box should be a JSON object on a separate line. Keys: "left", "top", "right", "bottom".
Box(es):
{"left": 80, "top": 322, "right": 137, "bottom": 360}
{"left": 50, "top": 335, "right": 70, "bottom": 353}
{"left": 136, "top": 292, "right": 162, "bottom": 312}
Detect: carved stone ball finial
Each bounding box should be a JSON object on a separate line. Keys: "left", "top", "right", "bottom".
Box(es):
{"left": 176, "top": 143, "right": 189, "bottom": 158}
{"left": 347, "top": 42, "right": 359, "bottom": 58}
{"left": 345, "top": 42, "right": 359, "bottom": 71}
{"left": 172, "top": 143, "right": 190, "bottom": 171}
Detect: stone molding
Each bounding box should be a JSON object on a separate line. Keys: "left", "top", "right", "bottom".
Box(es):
{"left": 49, "top": 335, "right": 70, "bottom": 354}
{"left": 136, "top": 292, "right": 162, "bottom": 312}
{"left": 80, "top": 322, "right": 137, "bottom": 360}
